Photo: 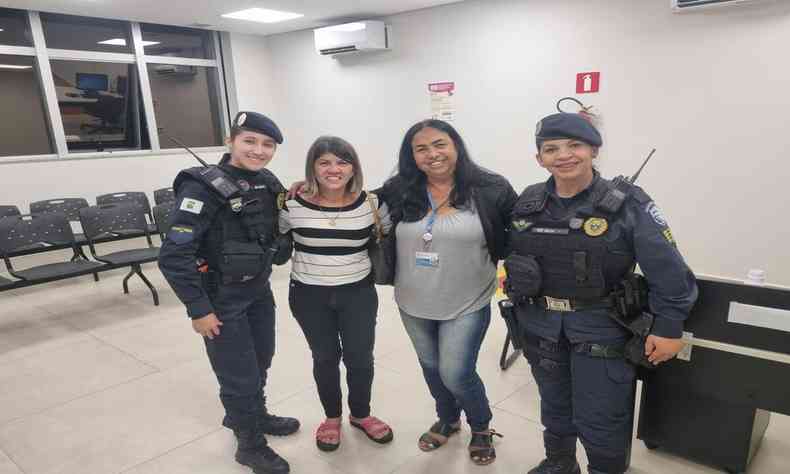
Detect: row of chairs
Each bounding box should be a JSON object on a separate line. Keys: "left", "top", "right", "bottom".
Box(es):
{"left": 1, "top": 187, "right": 175, "bottom": 227}
{"left": 1, "top": 188, "right": 175, "bottom": 257}
{"left": 0, "top": 188, "right": 177, "bottom": 305}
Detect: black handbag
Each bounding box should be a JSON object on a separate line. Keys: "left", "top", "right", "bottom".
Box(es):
{"left": 366, "top": 192, "right": 396, "bottom": 285}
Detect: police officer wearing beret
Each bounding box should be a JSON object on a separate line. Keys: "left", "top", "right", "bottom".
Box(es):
{"left": 159, "top": 111, "right": 299, "bottom": 474}
{"left": 503, "top": 113, "right": 697, "bottom": 474}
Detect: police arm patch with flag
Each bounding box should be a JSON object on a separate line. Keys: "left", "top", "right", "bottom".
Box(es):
{"left": 180, "top": 198, "right": 204, "bottom": 214}
{"left": 645, "top": 202, "right": 667, "bottom": 227}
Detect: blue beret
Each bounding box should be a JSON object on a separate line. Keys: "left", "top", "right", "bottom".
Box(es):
{"left": 233, "top": 111, "right": 283, "bottom": 144}
{"left": 535, "top": 113, "right": 602, "bottom": 148}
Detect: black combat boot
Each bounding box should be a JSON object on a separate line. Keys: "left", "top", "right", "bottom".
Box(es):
{"left": 527, "top": 432, "right": 580, "bottom": 474}
{"left": 257, "top": 406, "right": 300, "bottom": 436}
{"left": 234, "top": 427, "right": 290, "bottom": 474}
{"left": 527, "top": 457, "right": 581, "bottom": 474}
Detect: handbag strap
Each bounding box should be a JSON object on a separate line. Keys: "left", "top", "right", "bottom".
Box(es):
{"left": 366, "top": 192, "right": 384, "bottom": 241}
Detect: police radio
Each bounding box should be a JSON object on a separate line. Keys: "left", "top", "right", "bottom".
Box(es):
{"left": 160, "top": 133, "right": 243, "bottom": 202}
{"left": 596, "top": 148, "right": 656, "bottom": 214}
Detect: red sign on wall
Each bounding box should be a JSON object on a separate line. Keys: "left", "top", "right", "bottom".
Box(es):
{"left": 576, "top": 72, "right": 600, "bottom": 94}
{"left": 428, "top": 81, "right": 455, "bottom": 94}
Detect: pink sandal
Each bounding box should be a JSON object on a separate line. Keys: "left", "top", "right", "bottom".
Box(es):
{"left": 316, "top": 418, "right": 341, "bottom": 452}
{"left": 349, "top": 415, "right": 394, "bottom": 444}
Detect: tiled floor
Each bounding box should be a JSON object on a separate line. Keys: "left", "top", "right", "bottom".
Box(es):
{"left": 1, "top": 250, "right": 788, "bottom": 474}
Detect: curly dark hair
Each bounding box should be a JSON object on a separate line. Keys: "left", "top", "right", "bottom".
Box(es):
{"left": 390, "top": 119, "right": 493, "bottom": 223}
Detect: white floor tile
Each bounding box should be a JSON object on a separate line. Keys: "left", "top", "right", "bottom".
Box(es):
{"left": 0, "top": 337, "right": 157, "bottom": 424}
{"left": 94, "top": 315, "right": 205, "bottom": 371}
{"left": 0, "top": 449, "right": 22, "bottom": 474}
{"left": 121, "top": 429, "right": 346, "bottom": 474}
{"left": 0, "top": 361, "right": 220, "bottom": 474}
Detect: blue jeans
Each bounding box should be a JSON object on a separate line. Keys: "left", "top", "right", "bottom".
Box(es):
{"left": 399, "top": 304, "right": 493, "bottom": 432}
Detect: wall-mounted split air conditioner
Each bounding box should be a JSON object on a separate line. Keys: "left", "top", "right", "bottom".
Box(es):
{"left": 671, "top": 0, "right": 773, "bottom": 12}
{"left": 313, "top": 20, "right": 389, "bottom": 56}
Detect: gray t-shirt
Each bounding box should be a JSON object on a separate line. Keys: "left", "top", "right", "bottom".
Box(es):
{"left": 394, "top": 206, "right": 497, "bottom": 320}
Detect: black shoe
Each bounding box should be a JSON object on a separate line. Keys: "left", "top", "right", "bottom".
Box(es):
{"left": 527, "top": 456, "right": 581, "bottom": 474}
{"left": 258, "top": 411, "right": 300, "bottom": 436}
{"left": 235, "top": 428, "right": 290, "bottom": 474}
{"left": 236, "top": 444, "right": 290, "bottom": 474}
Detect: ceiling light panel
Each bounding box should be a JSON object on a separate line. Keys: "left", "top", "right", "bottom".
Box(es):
{"left": 221, "top": 8, "right": 304, "bottom": 24}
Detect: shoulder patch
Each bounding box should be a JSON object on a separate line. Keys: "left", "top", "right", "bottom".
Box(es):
{"left": 662, "top": 228, "right": 676, "bottom": 246}
{"left": 645, "top": 202, "right": 668, "bottom": 227}
{"left": 179, "top": 198, "right": 204, "bottom": 214}
{"left": 277, "top": 192, "right": 286, "bottom": 210}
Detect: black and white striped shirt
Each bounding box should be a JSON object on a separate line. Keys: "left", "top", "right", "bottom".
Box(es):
{"left": 279, "top": 191, "right": 391, "bottom": 286}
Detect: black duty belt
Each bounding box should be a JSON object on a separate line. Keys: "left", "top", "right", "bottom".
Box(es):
{"left": 532, "top": 295, "right": 615, "bottom": 312}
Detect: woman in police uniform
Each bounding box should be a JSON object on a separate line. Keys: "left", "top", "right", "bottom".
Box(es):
{"left": 158, "top": 111, "right": 298, "bottom": 474}
{"left": 504, "top": 113, "right": 697, "bottom": 474}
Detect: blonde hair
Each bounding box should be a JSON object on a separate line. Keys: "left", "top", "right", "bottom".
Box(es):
{"left": 303, "top": 136, "right": 364, "bottom": 196}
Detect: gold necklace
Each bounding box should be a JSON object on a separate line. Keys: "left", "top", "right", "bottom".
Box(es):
{"left": 318, "top": 195, "right": 345, "bottom": 226}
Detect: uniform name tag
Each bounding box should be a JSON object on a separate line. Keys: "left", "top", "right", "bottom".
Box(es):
{"left": 415, "top": 251, "right": 439, "bottom": 268}
{"left": 180, "top": 198, "right": 204, "bottom": 214}
{"left": 532, "top": 227, "right": 569, "bottom": 235}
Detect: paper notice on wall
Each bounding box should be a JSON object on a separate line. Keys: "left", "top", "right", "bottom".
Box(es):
{"left": 428, "top": 81, "right": 455, "bottom": 122}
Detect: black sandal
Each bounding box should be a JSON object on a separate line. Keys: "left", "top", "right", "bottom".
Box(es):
{"left": 418, "top": 420, "right": 461, "bottom": 452}
{"left": 469, "top": 429, "right": 503, "bottom": 465}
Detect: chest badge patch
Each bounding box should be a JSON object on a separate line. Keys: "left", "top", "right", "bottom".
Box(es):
{"left": 512, "top": 219, "right": 532, "bottom": 232}
{"left": 583, "top": 217, "right": 608, "bottom": 237}
{"left": 230, "top": 197, "right": 243, "bottom": 213}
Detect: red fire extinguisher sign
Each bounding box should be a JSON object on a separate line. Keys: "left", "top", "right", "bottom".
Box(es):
{"left": 576, "top": 72, "right": 600, "bottom": 94}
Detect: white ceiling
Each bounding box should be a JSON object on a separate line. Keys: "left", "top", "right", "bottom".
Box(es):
{"left": 0, "top": 0, "right": 466, "bottom": 36}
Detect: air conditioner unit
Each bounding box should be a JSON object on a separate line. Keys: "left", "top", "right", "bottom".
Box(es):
{"left": 154, "top": 64, "right": 197, "bottom": 76}
{"left": 314, "top": 20, "right": 389, "bottom": 56}
{"left": 671, "top": 0, "right": 771, "bottom": 12}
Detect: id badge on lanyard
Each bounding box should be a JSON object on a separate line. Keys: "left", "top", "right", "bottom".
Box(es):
{"left": 417, "top": 187, "right": 444, "bottom": 268}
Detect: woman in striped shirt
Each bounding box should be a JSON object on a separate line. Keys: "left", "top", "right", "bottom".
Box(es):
{"left": 279, "top": 136, "right": 393, "bottom": 452}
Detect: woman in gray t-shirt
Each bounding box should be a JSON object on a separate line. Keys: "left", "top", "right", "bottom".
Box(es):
{"left": 378, "top": 119, "right": 517, "bottom": 466}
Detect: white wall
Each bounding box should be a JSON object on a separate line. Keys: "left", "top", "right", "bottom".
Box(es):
{"left": 246, "top": 0, "right": 790, "bottom": 285}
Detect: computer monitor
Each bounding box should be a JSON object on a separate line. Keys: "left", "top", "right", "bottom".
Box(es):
{"left": 76, "top": 73, "right": 109, "bottom": 92}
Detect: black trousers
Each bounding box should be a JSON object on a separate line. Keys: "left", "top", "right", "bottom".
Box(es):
{"left": 521, "top": 327, "right": 635, "bottom": 474}
{"left": 204, "top": 278, "right": 275, "bottom": 431}
{"left": 288, "top": 277, "right": 378, "bottom": 419}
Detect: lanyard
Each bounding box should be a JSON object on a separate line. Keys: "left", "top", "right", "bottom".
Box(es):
{"left": 423, "top": 187, "right": 449, "bottom": 243}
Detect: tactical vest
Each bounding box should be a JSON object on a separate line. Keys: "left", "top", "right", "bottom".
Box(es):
{"left": 509, "top": 178, "right": 636, "bottom": 299}
{"left": 175, "top": 164, "right": 284, "bottom": 283}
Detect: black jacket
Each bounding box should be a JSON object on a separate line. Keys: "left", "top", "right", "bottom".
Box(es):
{"left": 376, "top": 172, "right": 517, "bottom": 266}
{"left": 158, "top": 158, "right": 286, "bottom": 318}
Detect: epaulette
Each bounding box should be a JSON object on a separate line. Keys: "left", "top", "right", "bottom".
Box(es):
{"left": 175, "top": 166, "right": 242, "bottom": 201}
{"left": 515, "top": 183, "right": 548, "bottom": 215}
{"left": 257, "top": 168, "right": 286, "bottom": 194}
{"left": 594, "top": 177, "right": 652, "bottom": 214}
